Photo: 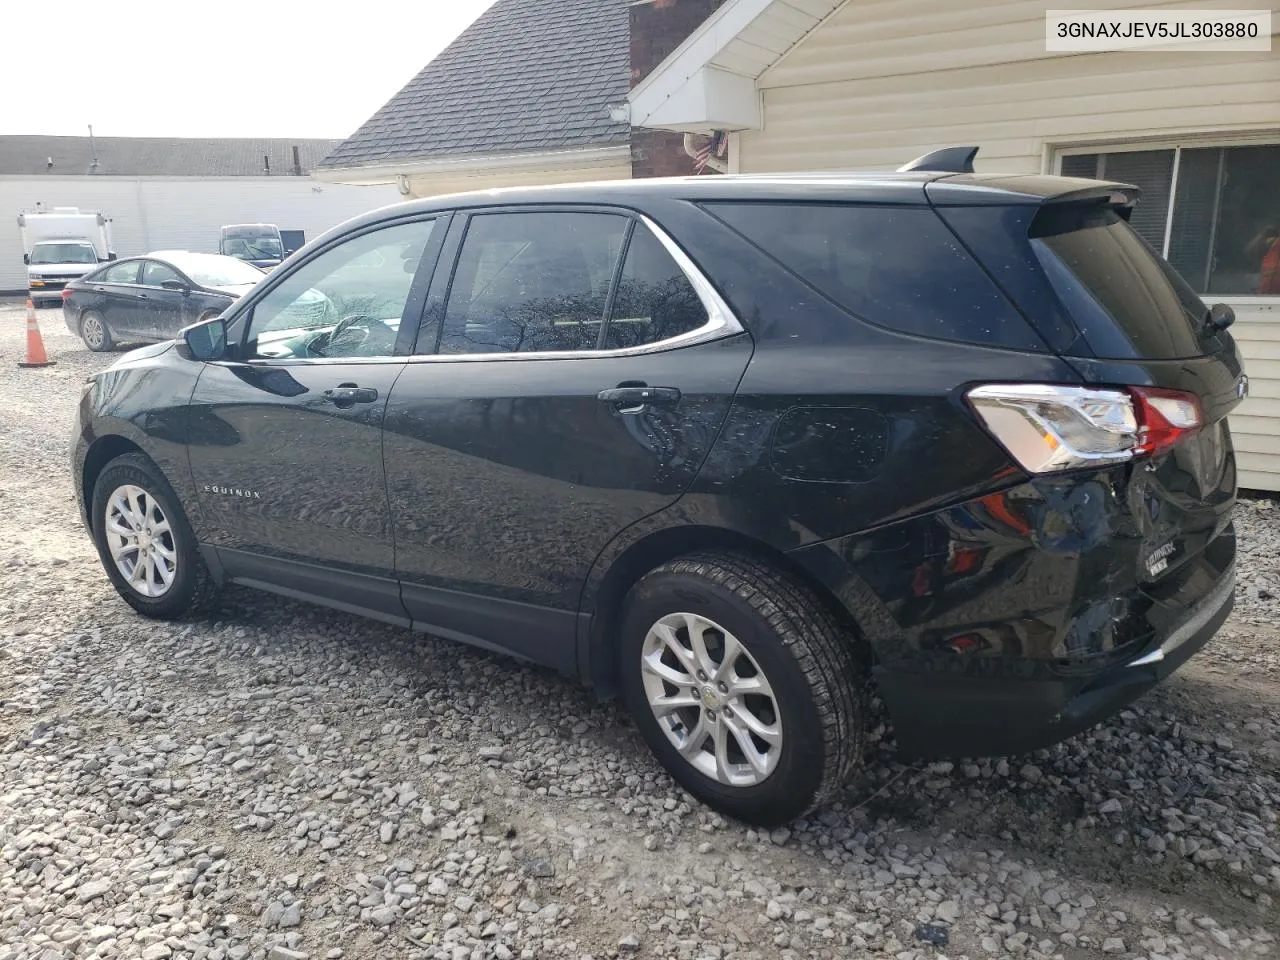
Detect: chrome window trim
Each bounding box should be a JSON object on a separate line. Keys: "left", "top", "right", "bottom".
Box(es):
{"left": 407, "top": 214, "right": 743, "bottom": 363}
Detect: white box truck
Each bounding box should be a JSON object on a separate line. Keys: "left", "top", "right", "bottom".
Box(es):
{"left": 18, "top": 208, "right": 116, "bottom": 306}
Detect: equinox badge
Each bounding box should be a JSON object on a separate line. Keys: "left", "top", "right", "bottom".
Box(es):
{"left": 204, "top": 484, "right": 261, "bottom": 500}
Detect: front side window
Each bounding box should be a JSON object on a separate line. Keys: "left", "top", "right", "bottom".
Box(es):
{"left": 1061, "top": 143, "right": 1280, "bottom": 296}
{"left": 245, "top": 219, "right": 436, "bottom": 360}
{"left": 141, "top": 261, "right": 182, "bottom": 287}
{"left": 439, "top": 212, "right": 629, "bottom": 354}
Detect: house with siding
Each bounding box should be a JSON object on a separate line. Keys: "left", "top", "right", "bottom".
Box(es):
{"left": 318, "top": 0, "right": 1280, "bottom": 490}
{"left": 0, "top": 136, "right": 399, "bottom": 294}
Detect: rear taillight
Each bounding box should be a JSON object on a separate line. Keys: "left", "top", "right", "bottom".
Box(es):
{"left": 967, "top": 383, "right": 1202, "bottom": 474}
{"left": 61, "top": 288, "right": 73, "bottom": 300}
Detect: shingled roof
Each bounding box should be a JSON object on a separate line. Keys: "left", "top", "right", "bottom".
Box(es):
{"left": 319, "top": 0, "right": 631, "bottom": 171}
{"left": 0, "top": 136, "right": 342, "bottom": 177}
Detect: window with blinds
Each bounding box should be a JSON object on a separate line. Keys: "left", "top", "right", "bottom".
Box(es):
{"left": 1059, "top": 143, "right": 1280, "bottom": 296}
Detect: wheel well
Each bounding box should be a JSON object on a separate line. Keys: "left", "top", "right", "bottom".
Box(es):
{"left": 81, "top": 436, "right": 146, "bottom": 531}
{"left": 587, "top": 525, "right": 874, "bottom": 694}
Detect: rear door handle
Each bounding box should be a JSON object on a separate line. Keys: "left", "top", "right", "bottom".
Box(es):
{"left": 323, "top": 384, "right": 379, "bottom": 405}
{"left": 597, "top": 386, "right": 681, "bottom": 410}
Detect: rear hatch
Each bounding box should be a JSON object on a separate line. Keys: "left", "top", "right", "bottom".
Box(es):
{"left": 931, "top": 177, "right": 1245, "bottom": 599}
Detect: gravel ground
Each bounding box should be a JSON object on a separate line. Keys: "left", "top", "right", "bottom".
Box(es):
{"left": 1, "top": 300, "right": 1277, "bottom": 960}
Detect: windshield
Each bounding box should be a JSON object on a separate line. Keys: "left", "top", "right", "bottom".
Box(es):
{"left": 166, "top": 254, "right": 265, "bottom": 287}
{"left": 30, "top": 242, "right": 98, "bottom": 264}
{"left": 223, "top": 237, "right": 283, "bottom": 260}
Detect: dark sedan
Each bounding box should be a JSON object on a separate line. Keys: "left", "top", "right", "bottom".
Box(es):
{"left": 62, "top": 251, "right": 265, "bottom": 352}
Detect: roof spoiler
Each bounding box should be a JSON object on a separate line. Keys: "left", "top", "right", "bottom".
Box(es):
{"left": 898, "top": 146, "right": 979, "bottom": 174}
{"left": 1043, "top": 184, "right": 1141, "bottom": 221}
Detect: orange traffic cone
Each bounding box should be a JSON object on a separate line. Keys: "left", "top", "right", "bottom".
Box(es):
{"left": 17, "top": 297, "right": 55, "bottom": 368}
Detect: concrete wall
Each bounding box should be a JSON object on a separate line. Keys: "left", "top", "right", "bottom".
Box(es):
{"left": 2, "top": 176, "right": 401, "bottom": 291}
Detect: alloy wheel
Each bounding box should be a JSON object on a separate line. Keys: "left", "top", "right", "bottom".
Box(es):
{"left": 81, "top": 314, "right": 106, "bottom": 350}
{"left": 103, "top": 484, "right": 177, "bottom": 598}
{"left": 640, "top": 612, "right": 783, "bottom": 786}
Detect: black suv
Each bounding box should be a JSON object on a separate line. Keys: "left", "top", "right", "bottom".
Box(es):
{"left": 73, "top": 149, "right": 1245, "bottom": 825}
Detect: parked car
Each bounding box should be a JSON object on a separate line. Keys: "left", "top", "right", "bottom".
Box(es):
{"left": 62, "top": 251, "right": 265, "bottom": 351}
{"left": 19, "top": 207, "right": 116, "bottom": 306}
{"left": 219, "top": 223, "right": 286, "bottom": 270}
{"left": 71, "top": 150, "right": 1246, "bottom": 825}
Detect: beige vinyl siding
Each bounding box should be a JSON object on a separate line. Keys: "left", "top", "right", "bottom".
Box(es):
{"left": 1232, "top": 309, "right": 1280, "bottom": 492}
{"left": 405, "top": 160, "right": 632, "bottom": 201}
{"left": 739, "top": 0, "right": 1280, "bottom": 174}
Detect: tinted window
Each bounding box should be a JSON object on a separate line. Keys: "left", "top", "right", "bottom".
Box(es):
{"left": 439, "top": 212, "right": 628, "bottom": 355}
{"left": 705, "top": 203, "right": 1042, "bottom": 351}
{"left": 141, "top": 261, "right": 182, "bottom": 287}
{"left": 101, "top": 261, "right": 140, "bottom": 284}
{"left": 604, "top": 225, "right": 706, "bottom": 350}
{"left": 1031, "top": 206, "right": 1209, "bottom": 360}
{"left": 247, "top": 219, "right": 436, "bottom": 360}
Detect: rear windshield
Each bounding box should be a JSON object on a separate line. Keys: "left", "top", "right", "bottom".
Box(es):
{"left": 703, "top": 202, "right": 1044, "bottom": 351}
{"left": 1030, "top": 206, "right": 1210, "bottom": 360}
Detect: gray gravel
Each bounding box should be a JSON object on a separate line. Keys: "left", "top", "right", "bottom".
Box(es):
{"left": 1, "top": 300, "right": 1278, "bottom": 960}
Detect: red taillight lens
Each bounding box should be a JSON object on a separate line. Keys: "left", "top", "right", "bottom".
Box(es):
{"left": 1130, "top": 386, "right": 1203, "bottom": 458}
{"left": 61, "top": 288, "right": 73, "bottom": 300}
{"left": 967, "top": 383, "right": 1203, "bottom": 474}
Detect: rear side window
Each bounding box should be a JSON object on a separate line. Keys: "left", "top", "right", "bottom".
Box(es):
{"left": 704, "top": 202, "right": 1043, "bottom": 351}
{"left": 605, "top": 226, "right": 707, "bottom": 350}
{"left": 101, "top": 261, "right": 139, "bottom": 284}
{"left": 1030, "top": 206, "right": 1210, "bottom": 360}
{"left": 440, "top": 212, "right": 629, "bottom": 354}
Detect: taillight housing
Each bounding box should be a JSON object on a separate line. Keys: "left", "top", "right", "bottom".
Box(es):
{"left": 967, "top": 383, "right": 1202, "bottom": 474}
{"left": 61, "top": 288, "right": 73, "bottom": 301}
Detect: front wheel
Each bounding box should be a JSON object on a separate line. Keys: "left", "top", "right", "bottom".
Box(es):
{"left": 90, "top": 452, "right": 218, "bottom": 618}
{"left": 80, "top": 311, "right": 113, "bottom": 352}
{"left": 618, "top": 552, "right": 867, "bottom": 825}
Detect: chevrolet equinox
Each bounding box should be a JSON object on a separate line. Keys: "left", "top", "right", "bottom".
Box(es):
{"left": 73, "top": 148, "right": 1246, "bottom": 825}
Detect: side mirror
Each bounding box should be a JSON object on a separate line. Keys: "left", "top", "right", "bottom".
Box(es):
{"left": 1208, "top": 303, "right": 1235, "bottom": 332}
{"left": 161, "top": 278, "right": 190, "bottom": 293}
{"left": 23, "top": 254, "right": 29, "bottom": 265}
{"left": 108, "top": 252, "right": 118, "bottom": 261}
{"left": 183, "top": 316, "right": 227, "bottom": 361}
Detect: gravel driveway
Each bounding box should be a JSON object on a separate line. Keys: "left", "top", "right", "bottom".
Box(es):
{"left": 1, "top": 300, "right": 1277, "bottom": 960}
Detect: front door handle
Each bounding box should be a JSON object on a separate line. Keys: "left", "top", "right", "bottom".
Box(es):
{"left": 323, "top": 384, "right": 379, "bottom": 406}
{"left": 597, "top": 385, "right": 681, "bottom": 410}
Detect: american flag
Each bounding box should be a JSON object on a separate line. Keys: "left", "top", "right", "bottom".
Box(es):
{"left": 694, "top": 130, "right": 728, "bottom": 174}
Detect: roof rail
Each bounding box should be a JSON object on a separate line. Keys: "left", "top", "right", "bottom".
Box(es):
{"left": 897, "top": 146, "right": 979, "bottom": 174}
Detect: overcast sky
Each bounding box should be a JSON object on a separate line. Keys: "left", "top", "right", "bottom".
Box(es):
{"left": 1, "top": 0, "right": 498, "bottom": 139}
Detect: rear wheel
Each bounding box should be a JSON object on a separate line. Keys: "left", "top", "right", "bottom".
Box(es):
{"left": 90, "top": 452, "right": 218, "bottom": 619}
{"left": 618, "top": 552, "right": 867, "bottom": 825}
{"left": 80, "top": 311, "right": 113, "bottom": 352}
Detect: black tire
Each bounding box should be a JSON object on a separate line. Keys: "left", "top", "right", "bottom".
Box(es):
{"left": 80, "top": 311, "right": 113, "bottom": 352}
{"left": 90, "top": 452, "right": 218, "bottom": 619}
{"left": 618, "top": 551, "right": 866, "bottom": 825}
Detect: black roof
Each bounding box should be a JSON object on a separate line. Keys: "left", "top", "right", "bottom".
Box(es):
{"left": 0, "top": 136, "right": 342, "bottom": 177}
{"left": 319, "top": 0, "right": 630, "bottom": 171}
